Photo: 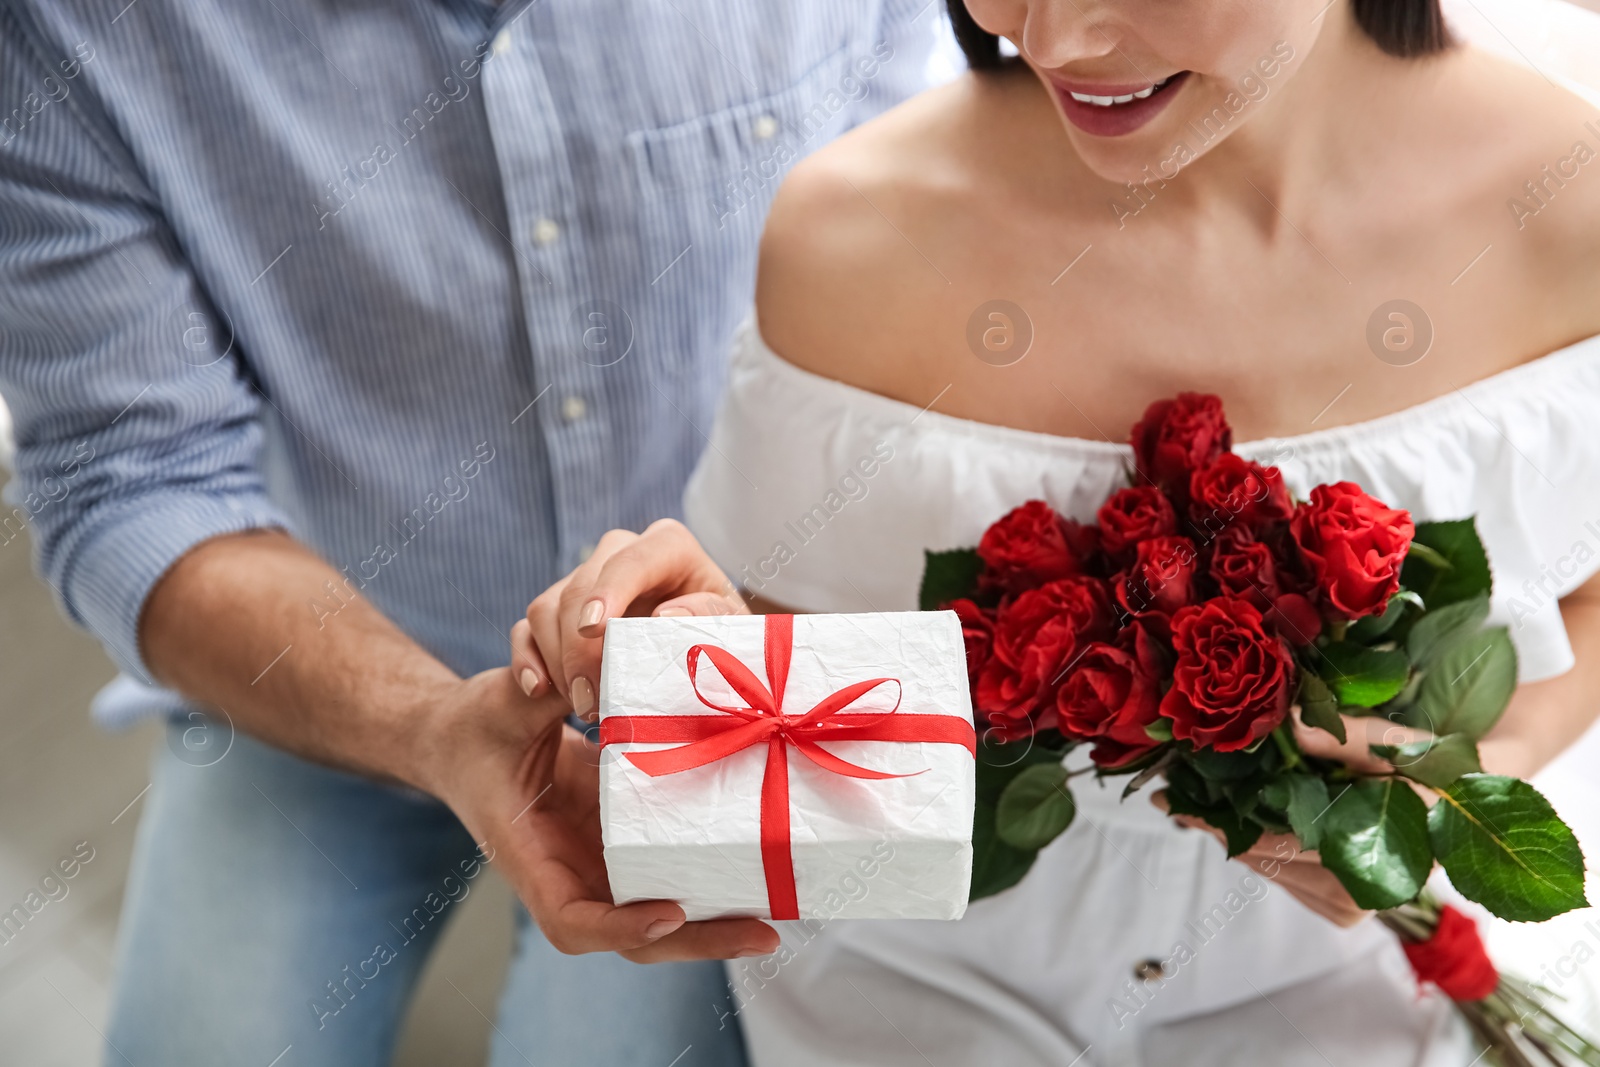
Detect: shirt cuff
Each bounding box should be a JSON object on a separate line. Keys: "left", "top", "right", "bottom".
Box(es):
{"left": 59, "top": 490, "right": 292, "bottom": 685}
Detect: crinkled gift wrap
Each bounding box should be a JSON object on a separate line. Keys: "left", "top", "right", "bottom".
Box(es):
{"left": 597, "top": 611, "right": 976, "bottom": 921}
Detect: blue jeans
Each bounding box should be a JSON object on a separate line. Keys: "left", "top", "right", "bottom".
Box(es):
{"left": 104, "top": 721, "right": 747, "bottom": 1067}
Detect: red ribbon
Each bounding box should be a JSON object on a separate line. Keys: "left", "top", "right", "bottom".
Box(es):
{"left": 599, "top": 614, "right": 976, "bottom": 919}
{"left": 1402, "top": 905, "right": 1499, "bottom": 1002}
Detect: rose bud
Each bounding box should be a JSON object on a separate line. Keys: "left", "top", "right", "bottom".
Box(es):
{"left": 1188, "top": 453, "right": 1292, "bottom": 534}
{"left": 1097, "top": 485, "right": 1177, "bottom": 557}
{"left": 1208, "top": 525, "right": 1322, "bottom": 644}
{"left": 1116, "top": 535, "right": 1198, "bottom": 618}
{"left": 975, "top": 576, "right": 1113, "bottom": 730}
{"left": 977, "top": 500, "right": 1090, "bottom": 594}
{"left": 1129, "top": 392, "right": 1232, "bottom": 500}
{"left": 1289, "top": 483, "right": 1415, "bottom": 620}
{"left": 1056, "top": 641, "right": 1164, "bottom": 768}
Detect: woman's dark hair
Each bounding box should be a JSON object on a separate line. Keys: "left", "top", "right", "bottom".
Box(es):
{"left": 945, "top": 0, "right": 1452, "bottom": 69}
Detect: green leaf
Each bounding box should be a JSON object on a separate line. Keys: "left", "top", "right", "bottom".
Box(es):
{"left": 995, "top": 763, "right": 1076, "bottom": 850}
{"left": 969, "top": 738, "right": 1068, "bottom": 900}
{"left": 1317, "top": 643, "right": 1411, "bottom": 708}
{"left": 1280, "top": 774, "right": 1333, "bottom": 852}
{"left": 973, "top": 736, "right": 1068, "bottom": 803}
{"left": 1164, "top": 784, "right": 1264, "bottom": 857}
{"left": 1402, "top": 519, "right": 1492, "bottom": 607}
{"left": 1347, "top": 591, "right": 1423, "bottom": 643}
{"left": 1189, "top": 746, "right": 1270, "bottom": 783}
{"left": 919, "top": 548, "right": 983, "bottom": 611}
{"left": 970, "top": 792, "right": 1039, "bottom": 900}
{"left": 1428, "top": 775, "right": 1589, "bottom": 922}
{"left": 1404, "top": 542, "right": 1453, "bottom": 571}
{"left": 1317, "top": 778, "right": 1433, "bottom": 910}
{"left": 1374, "top": 733, "right": 1482, "bottom": 789}
{"left": 1406, "top": 595, "right": 1491, "bottom": 667}
{"left": 1296, "top": 672, "right": 1344, "bottom": 744}
{"left": 1144, "top": 718, "right": 1174, "bottom": 742}
{"left": 1403, "top": 628, "right": 1517, "bottom": 740}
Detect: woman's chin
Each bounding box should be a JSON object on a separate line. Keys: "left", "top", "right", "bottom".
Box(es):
{"left": 1062, "top": 130, "right": 1198, "bottom": 189}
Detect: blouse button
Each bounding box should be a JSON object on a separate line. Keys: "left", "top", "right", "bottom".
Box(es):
{"left": 752, "top": 114, "right": 779, "bottom": 141}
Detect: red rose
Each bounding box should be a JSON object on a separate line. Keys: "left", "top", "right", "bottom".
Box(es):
{"left": 1116, "top": 535, "right": 1197, "bottom": 617}
{"left": 949, "top": 599, "right": 995, "bottom": 684}
{"left": 1159, "top": 596, "right": 1294, "bottom": 752}
{"left": 1097, "top": 485, "right": 1177, "bottom": 556}
{"left": 1057, "top": 641, "right": 1163, "bottom": 767}
{"left": 1289, "top": 483, "right": 1415, "bottom": 620}
{"left": 1400, "top": 905, "right": 1500, "bottom": 1002}
{"left": 1188, "top": 454, "right": 1292, "bottom": 531}
{"left": 978, "top": 500, "right": 1090, "bottom": 593}
{"left": 1208, "top": 526, "right": 1322, "bottom": 644}
{"left": 975, "top": 576, "right": 1112, "bottom": 736}
{"left": 1129, "top": 393, "right": 1232, "bottom": 495}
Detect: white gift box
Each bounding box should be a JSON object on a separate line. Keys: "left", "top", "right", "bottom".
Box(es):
{"left": 598, "top": 611, "right": 976, "bottom": 921}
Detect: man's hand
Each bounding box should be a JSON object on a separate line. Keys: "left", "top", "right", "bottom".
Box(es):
{"left": 416, "top": 665, "right": 778, "bottom": 962}
{"left": 140, "top": 530, "right": 777, "bottom": 964}
{"left": 515, "top": 519, "right": 748, "bottom": 721}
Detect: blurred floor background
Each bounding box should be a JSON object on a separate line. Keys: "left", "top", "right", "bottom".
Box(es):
{"left": 5, "top": 3, "right": 1600, "bottom": 1064}
{"left": 0, "top": 462, "right": 517, "bottom": 1066}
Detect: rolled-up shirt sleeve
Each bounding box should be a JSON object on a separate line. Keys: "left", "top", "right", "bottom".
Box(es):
{"left": 0, "top": 20, "right": 289, "bottom": 684}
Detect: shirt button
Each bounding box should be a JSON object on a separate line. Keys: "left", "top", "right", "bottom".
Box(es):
{"left": 491, "top": 30, "right": 511, "bottom": 56}
{"left": 532, "top": 217, "right": 561, "bottom": 246}
{"left": 561, "top": 395, "right": 588, "bottom": 423}
{"left": 752, "top": 114, "right": 779, "bottom": 141}
{"left": 1134, "top": 959, "right": 1166, "bottom": 982}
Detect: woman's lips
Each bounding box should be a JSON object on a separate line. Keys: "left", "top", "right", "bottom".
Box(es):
{"left": 1049, "top": 71, "right": 1191, "bottom": 137}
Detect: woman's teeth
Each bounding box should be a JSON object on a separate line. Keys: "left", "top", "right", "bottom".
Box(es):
{"left": 1068, "top": 77, "right": 1170, "bottom": 107}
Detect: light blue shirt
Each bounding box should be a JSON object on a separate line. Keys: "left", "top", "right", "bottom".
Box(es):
{"left": 0, "top": 0, "right": 934, "bottom": 726}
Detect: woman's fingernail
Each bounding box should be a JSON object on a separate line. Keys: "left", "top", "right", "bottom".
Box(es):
{"left": 645, "top": 918, "right": 683, "bottom": 941}
{"left": 657, "top": 606, "right": 691, "bottom": 617}
{"left": 579, "top": 600, "right": 605, "bottom": 630}
{"left": 571, "top": 676, "right": 596, "bottom": 718}
{"left": 519, "top": 668, "right": 539, "bottom": 696}
{"left": 736, "top": 946, "right": 771, "bottom": 958}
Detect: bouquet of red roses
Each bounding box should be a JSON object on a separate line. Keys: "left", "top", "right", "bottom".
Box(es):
{"left": 921, "top": 393, "right": 1597, "bottom": 1065}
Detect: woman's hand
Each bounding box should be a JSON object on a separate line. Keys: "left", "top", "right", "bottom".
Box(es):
{"left": 1156, "top": 790, "right": 1370, "bottom": 928}
{"left": 478, "top": 518, "right": 769, "bottom": 959}
{"left": 1154, "top": 709, "right": 1436, "bottom": 928}
{"left": 513, "top": 519, "right": 749, "bottom": 720}
{"left": 1291, "top": 708, "right": 1431, "bottom": 776}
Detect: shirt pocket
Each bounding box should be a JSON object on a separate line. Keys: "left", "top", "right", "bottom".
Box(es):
{"left": 625, "top": 41, "right": 857, "bottom": 275}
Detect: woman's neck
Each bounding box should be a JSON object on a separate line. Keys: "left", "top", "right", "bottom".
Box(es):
{"left": 1184, "top": 8, "right": 1453, "bottom": 221}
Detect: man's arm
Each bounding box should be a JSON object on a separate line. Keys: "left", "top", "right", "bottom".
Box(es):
{"left": 0, "top": 14, "right": 773, "bottom": 963}
{"left": 140, "top": 529, "right": 466, "bottom": 790}
{"left": 142, "top": 529, "right": 776, "bottom": 962}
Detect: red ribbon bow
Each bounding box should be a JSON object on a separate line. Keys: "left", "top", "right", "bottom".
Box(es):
{"left": 598, "top": 614, "right": 976, "bottom": 919}
{"left": 1401, "top": 904, "right": 1500, "bottom": 1002}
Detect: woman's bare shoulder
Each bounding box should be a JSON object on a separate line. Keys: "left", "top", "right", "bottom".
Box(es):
{"left": 754, "top": 72, "right": 1017, "bottom": 391}
{"left": 1444, "top": 47, "right": 1600, "bottom": 337}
